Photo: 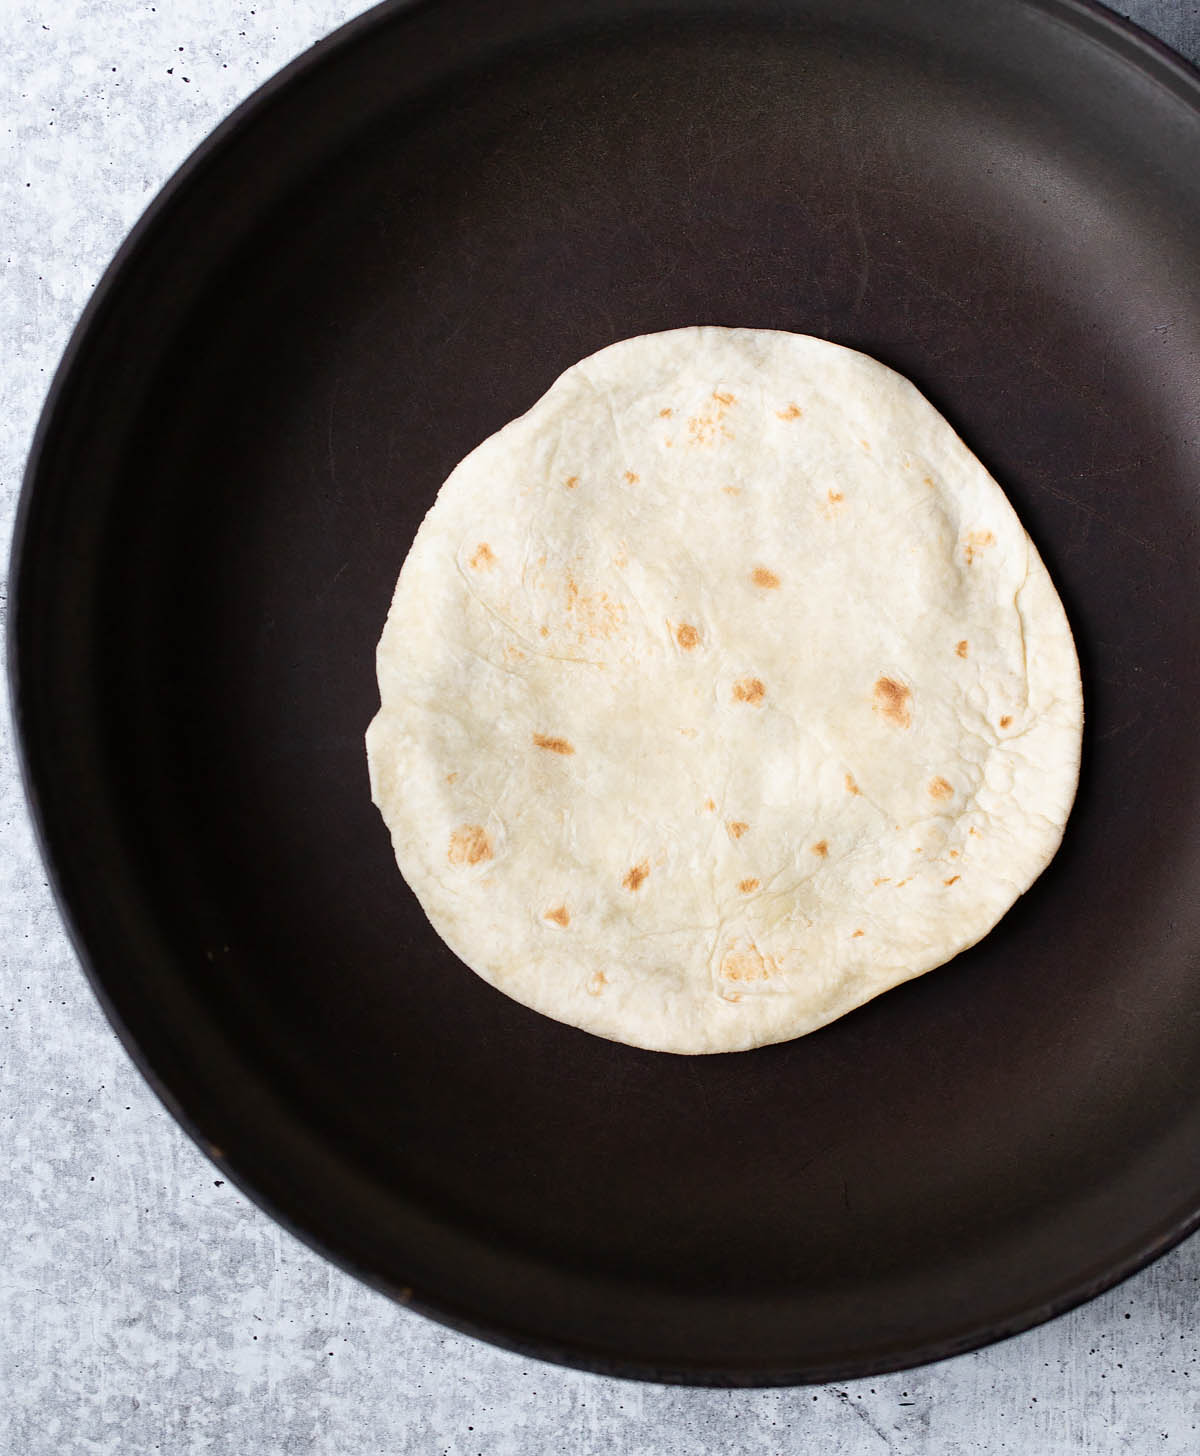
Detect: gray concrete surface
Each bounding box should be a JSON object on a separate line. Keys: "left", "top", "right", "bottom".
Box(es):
{"left": 3, "top": 2, "right": 1199, "bottom": 1452}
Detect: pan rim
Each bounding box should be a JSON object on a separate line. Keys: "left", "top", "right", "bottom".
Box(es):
{"left": 9, "top": 0, "right": 1200, "bottom": 1386}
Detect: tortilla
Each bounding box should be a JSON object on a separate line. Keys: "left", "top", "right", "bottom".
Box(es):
{"left": 367, "top": 328, "right": 1082, "bottom": 1053}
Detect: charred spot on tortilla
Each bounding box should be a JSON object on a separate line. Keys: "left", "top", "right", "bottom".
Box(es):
{"left": 732, "top": 677, "right": 766, "bottom": 705}
{"left": 448, "top": 825, "right": 491, "bottom": 867}
{"left": 623, "top": 861, "right": 650, "bottom": 892}
{"left": 532, "top": 733, "right": 575, "bottom": 755}
{"left": 874, "top": 676, "right": 912, "bottom": 728}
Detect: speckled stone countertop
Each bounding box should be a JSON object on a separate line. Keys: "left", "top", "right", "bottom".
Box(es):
{"left": 3, "top": 4, "right": 1199, "bottom": 1452}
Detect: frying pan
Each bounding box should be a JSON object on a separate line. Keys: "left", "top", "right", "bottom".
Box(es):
{"left": 11, "top": 0, "right": 1200, "bottom": 1384}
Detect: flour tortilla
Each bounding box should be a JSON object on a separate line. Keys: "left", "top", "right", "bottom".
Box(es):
{"left": 367, "top": 328, "right": 1082, "bottom": 1054}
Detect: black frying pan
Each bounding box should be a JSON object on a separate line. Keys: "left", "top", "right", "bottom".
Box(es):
{"left": 11, "top": 0, "right": 1200, "bottom": 1384}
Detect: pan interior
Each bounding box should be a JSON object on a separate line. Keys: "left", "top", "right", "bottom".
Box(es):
{"left": 15, "top": 0, "right": 1200, "bottom": 1380}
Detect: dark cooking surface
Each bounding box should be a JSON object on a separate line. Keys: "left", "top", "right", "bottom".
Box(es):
{"left": 12, "top": 0, "right": 1200, "bottom": 1381}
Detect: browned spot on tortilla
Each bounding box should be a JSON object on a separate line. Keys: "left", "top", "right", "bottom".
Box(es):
{"left": 727, "top": 820, "right": 749, "bottom": 839}
{"left": 704, "top": 798, "right": 716, "bottom": 812}
{"left": 738, "top": 878, "right": 761, "bottom": 894}
{"left": 896, "top": 877, "right": 912, "bottom": 887}
{"left": 687, "top": 392, "right": 735, "bottom": 446}
{"left": 544, "top": 905, "right": 570, "bottom": 927}
{"left": 503, "top": 644, "right": 526, "bottom": 663}
{"left": 539, "top": 625, "right": 550, "bottom": 636}
{"left": 944, "top": 875, "right": 961, "bottom": 886}
{"left": 533, "top": 733, "right": 574, "bottom": 756}
{"left": 659, "top": 407, "right": 673, "bottom": 418}
{"left": 587, "top": 970, "right": 607, "bottom": 995}
{"left": 956, "top": 640, "right": 969, "bottom": 659}
{"left": 565, "top": 575, "right": 624, "bottom": 639}
{"left": 950, "top": 849, "right": 960, "bottom": 858}
{"left": 724, "top": 992, "right": 743, "bottom": 1003}
{"left": 845, "top": 773, "right": 860, "bottom": 795}
{"left": 1000, "top": 715, "right": 1013, "bottom": 729}
{"left": 623, "top": 860, "right": 650, "bottom": 892}
{"left": 964, "top": 529, "right": 996, "bottom": 565}
{"left": 811, "top": 840, "right": 829, "bottom": 858}
{"left": 873, "top": 876, "right": 890, "bottom": 886}
{"left": 564, "top": 475, "right": 579, "bottom": 489}
{"left": 874, "top": 676, "right": 913, "bottom": 728}
{"left": 732, "top": 676, "right": 766, "bottom": 705}
{"left": 624, "top": 470, "right": 639, "bottom": 484}
{"left": 448, "top": 825, "right": 491, "bottom": 866}
{"left": 852, "top": 929, "right": 865, "bottom": 938}
{"left": 776, "top": 402, "right": 802, "bottom": 421}
{"left": 445, "top": 772, "right": 458, "bottom": 784}
{"left": 722, "top": 484, "right": 741, "bottom": 496}
{"left": 818, "top": 487, "right": 848, "bottom": 521}
{"left": 969, "top": 826, "right": 980, "bottom": 837}
{"left": 675, "top": 623, "right": 701, "bottom": 650}
{"left": 468, "top": 542, "right": 496, "bottom": 570}
{"left": 923, "top": 475, "right": 935, "bottom": 488}
{"left": 721, "top": 944, "right": 778, "bottom": 983}
{"left": 929, "top": 776, "right": 953, "bottom": 800}
{"left": 750, "top": 566, "right": 780, "bottom": 589}
{"left": 860, "top": 439, "right": 871, "bottom": 451}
